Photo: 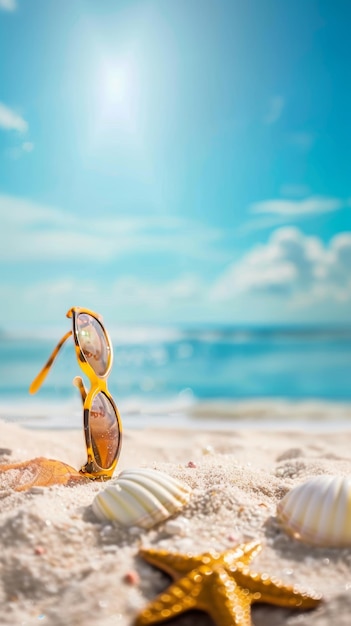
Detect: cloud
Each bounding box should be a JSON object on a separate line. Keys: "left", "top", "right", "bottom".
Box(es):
{"left": 264, "top": 96, "right": 285, "bottom": 125}
{"left": 250, "top": 196, "right": 343, "bottom": 217}
{"left": 238, "top": 214, "right": 290, "bottom": 235}
{"left": 0, "top": 194, "right": 222, "bottom": 262}
{"left": 0, "top": 102, "right": 27, "bottom": 132}
{"left": 0, "top": 0, "right": 16, "bottom": 11}
{"left": 120, "top": 274, "right": 205, "bottom": 306}
{"left": 0, "top": 273, "right": 210, "bottom": 327}
{"left": 240, "top": 195, "right": 345, "bottom": 234}
{"left": 212, "top": 227, "right": 351, "bottom": 304}
{"left": 2, "top": 227, "right": 351, "bottom": 326}
{"left": 1, "top": 193, "right": 350, "bottom": 325}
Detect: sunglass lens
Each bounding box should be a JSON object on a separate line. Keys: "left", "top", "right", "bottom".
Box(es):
{"left": 89, "top": 392, "right": 120, "bottom": 469}
{"left": 76, "top": 313, "right": 110, "bottom": 376}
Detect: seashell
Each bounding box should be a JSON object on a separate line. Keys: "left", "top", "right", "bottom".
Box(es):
{"left": 0, "top": 457, "right": 88, "bottom": 491}
{"left": 277, "top": 475, "right": 351, "bottom": 547}
{"left": 92, "top": 468, "right": 192, "bottom": 529}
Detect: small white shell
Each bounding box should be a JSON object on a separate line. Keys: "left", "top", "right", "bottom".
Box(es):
{"left": 277, "top": 475, "right": 351, "bottom": 547}
{"left": 92, "top": 468, "right": 192, "bottom": 529}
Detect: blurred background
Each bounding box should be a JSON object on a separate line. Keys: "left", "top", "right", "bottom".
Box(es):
{"left": 0, "top": 0, "right": 350, "bottom": 427}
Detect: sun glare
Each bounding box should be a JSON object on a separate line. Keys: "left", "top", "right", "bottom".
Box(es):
{"left": 103, "top": 65, "right": 130, "bottom": 104}
{"left": 97, "top": 57, "right": 139, "bottom": 135}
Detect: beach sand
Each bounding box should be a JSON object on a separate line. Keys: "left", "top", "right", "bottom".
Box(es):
{"left": 1, "top": 415, "right": 351, "bottom": 626}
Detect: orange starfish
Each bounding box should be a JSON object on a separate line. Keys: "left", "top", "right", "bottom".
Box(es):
{"left": 136, "top": 541, "right": 322, "bottom": 626}
{"left": 0, "top": 457, "right": 89, "bottom": 491}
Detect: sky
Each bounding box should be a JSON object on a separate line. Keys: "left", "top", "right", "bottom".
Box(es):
{"left": 0, "top": 0, "right": 350, "bottom": 331}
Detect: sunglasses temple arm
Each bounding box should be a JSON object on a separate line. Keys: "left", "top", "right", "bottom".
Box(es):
{"left": 72, "top": 376, "right": 87, "bottom": 404}
{"left": 29, "top": 330, "right": 73, "bottom": 394}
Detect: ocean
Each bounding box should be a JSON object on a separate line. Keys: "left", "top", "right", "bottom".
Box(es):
{"left": 1, "top": 326, "right": 351, "bottom": 429}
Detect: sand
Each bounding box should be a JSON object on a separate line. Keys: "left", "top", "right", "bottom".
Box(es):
{"left": 1, "top": 417, "right": 351, "bottom": 626}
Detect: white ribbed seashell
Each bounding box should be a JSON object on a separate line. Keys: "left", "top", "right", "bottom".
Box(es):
{"left": 92, "top": 468, "right": 192, "bottom": 529}
{"left": 277, "top": 475, "right": 351, "bottom": 547}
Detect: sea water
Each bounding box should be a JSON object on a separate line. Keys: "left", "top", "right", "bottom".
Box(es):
{"left": 0, "top": 326, "right": 350, "bottom": 429}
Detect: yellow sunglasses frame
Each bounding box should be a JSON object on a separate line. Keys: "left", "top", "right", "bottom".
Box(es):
{"left": 29, "top": 306, "right": 122, "bottom": 480}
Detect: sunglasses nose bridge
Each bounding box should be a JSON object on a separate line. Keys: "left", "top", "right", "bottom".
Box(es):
{"left": 74, "top": 351, "right": 111, "bottom": 386}
{"left": 87, "top": 373, "right": 109, "bottom": 392}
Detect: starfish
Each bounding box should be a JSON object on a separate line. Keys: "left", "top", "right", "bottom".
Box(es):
{"left": 135, "top": 541, "right": 321, "bottom": 626}
{"left": 0, "top": 457, "right": 88, "bottom": 491}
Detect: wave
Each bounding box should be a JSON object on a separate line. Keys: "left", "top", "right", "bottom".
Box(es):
{"left": 1, "top": 396, "right": 350, "bottom": 431}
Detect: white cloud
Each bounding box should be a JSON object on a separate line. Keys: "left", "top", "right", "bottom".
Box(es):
{"left": 240, "top": 195, "right": 345, "bottom": 234}
{"left": 0, "top": 0, "right": 16, "bottom": 11}
{"left": 0, "top": 194, "right": 222, "bottom": 262}
{"left": 0, "top": 273, "right": 210, "bottom": 327}
{"left": 1, "top": 193, "right": 350, "bottom": 325}
{"left": 250, "top": 196, "right": 343, "bottom": 217}
{"left": 212, "top": 227, "right": 351, "bottom": 305}
{"left": 238, "top": 214, "right": 289, "bottom": 235}
{"left": 0, "top": 102, "right": 27, "bottom": 132}
{"left": 108, "top": 274, "right": 203, "bottom": 306}
{"left": 2, "top": 228, "right": 351, "bottom": 326}
{"left": 264, "top": 96, "right": 284, "bottom": 125}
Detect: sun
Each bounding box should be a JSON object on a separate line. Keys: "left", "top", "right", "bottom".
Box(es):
{"left": 102, "top": 64, "right": 130, "bottom": 105}
{"left": 97, "top": 56, "right": 139, "bottom": 134}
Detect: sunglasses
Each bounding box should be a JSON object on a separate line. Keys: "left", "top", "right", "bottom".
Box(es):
{"left": 29, "top": 306, "right": 122, "bottom": 480}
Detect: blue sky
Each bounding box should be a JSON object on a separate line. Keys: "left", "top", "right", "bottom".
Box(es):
{"left": 0, "top": 0, "right": 350, "bottom": 330}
